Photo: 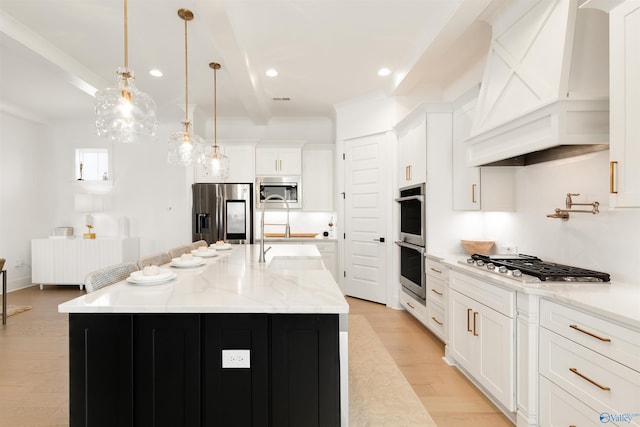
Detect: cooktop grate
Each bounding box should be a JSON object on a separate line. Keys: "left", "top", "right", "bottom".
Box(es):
{"left": 471, "top": 254, "right": 610, "bottom": 282}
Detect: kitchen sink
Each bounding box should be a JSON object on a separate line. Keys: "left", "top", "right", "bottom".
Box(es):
{"left": 267, "top": 256, "right": 326, "bottom": 271}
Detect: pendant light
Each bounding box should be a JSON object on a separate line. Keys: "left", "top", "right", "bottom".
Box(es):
{"left": 202, "top": 62, "right": 230, "bottom": 179}
{"left": 95, "top": 0, "right": 157, "bottom": 143}
{"left": 168, "top": 8, "right": 204, "bottom": 166}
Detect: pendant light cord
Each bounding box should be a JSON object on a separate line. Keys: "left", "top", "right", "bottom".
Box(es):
{"left": 184, "top": 16, "right": 189, "bottom": 124}
{"left": 123, "top": 0, "right": 128, "bottom": 70}
{"left": 214, "top": 65, "right": 217, "bottom": 147}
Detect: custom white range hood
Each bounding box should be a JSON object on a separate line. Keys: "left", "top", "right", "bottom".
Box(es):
{"left": 466, "top": 0, "right": 610, "bottom": 166}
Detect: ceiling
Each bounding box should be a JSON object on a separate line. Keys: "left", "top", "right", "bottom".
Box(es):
{"left": 0, "top": 0, "right": 494, "bottom": 125}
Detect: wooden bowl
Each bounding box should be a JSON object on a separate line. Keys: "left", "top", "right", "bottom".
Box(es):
{"left": 461, "top": 240, "right": 495, "bottom": 255}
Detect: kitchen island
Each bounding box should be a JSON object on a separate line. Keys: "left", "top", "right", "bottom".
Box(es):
{"left": 59, "top": 244, "right": 349, "bottom": 427}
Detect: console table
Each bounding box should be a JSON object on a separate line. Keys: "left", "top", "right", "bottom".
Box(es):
{"left": 31, "top": 237, "right": 138, "bottom": 289}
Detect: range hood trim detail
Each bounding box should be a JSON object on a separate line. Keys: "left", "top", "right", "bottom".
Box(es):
{"left": 465, "top": 0, "right": 610, "bottom": 167}
{"left": 465, "top": 98, "right": 609, "bottom": 166}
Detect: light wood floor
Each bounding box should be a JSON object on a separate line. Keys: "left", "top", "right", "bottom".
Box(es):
{"left": 0, "top": 286, "right": 513, "bottom": 426}
{"left": 347, "top": 296, "right": 513, "bottom": 427}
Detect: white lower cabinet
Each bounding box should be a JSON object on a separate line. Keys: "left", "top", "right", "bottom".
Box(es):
{"left": 313, "top": 241, "right": 338, "bottom": 280}
{"left": 425, "top": 256, "right": 448, "bottom": 342}
{"left": 399, "top": 288, "right": 427, "bottom": 326}
{"left": 539, "top": 376, "right": 604, "bottom": 427}
{"left": 448, "top": 270, "right": 515, "bottom": 413}
{"left": 538, "top": 299, "right": 640, "bottom": 427}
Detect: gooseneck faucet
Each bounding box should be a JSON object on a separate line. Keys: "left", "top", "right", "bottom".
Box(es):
{"left": 258, "top": 194, "right": 290, "bottom": 263}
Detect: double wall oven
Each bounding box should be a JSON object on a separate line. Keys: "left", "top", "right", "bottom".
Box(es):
{"left": 395, "top": 183, "right": 426, "bottom": 300}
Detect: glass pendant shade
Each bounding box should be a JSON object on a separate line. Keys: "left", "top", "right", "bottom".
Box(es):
{"left": 168, "top": 121, "right": 205, "bottom": 166}
{"left": 95, "top": 68, "right": 157, "bottom": 143}
{"left": 202, "top": 144, "right": 230, "bottom": 179}
{"left": 94, "top": 0, "right": 157, "bottom": 143}
{"left": 168, "top": 8, "right": 204, "bottom": 166}
{"left": 200, "top": 61, "right": 230, "bottom": 180}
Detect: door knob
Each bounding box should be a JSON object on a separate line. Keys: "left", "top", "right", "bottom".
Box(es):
{"left": 373, "top": 237, "right": 385, "bottom": 242}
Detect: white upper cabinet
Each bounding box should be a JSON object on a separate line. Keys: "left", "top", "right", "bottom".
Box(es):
{"left": 608, "top": 1, "right": 640, "bottom": 207}
{"left": 453, "top": 88, "right": 515, "bottom": 211}
{"left": 255, "top": 144, "right": 302, "bottom": 176}
{"left": 397, "top": 118, "right": 427, "bottom": 186}
{"left": 195, "top": 142, "right": 255, "bottom": 183}
{"left": 302, "top": 144, "right": 334, "bottom": 212}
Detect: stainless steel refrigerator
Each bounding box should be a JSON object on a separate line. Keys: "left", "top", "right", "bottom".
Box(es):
{"left": 192, "top": 183, "right": 254, "bottom": 244}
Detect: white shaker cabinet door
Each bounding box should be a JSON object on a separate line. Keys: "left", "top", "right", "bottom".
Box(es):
{"left": 609, "top": 1, "right": 640, "bottom": 207}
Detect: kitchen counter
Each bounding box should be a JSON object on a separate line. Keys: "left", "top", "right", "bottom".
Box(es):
{"left": 60, "top": 243, "right": 348, "bottom": 426}
{"left": 442, "top": 255, "right": 640, "bottom": 330}
{"left": 263, "top": 235, "right": 337, "bottom": 242}
{"left": 58, "top": 244, "right": 348, "bottom": 314}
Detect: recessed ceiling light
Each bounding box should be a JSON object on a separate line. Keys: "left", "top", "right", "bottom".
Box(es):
{"left": 377, "top": 68, "right": 391, "bottom": 77}
{"left": 149, "top": 69, "right": 163, "bottom": 77}
{"left": 266, "top": 68, "right": 278, "bottom": 77}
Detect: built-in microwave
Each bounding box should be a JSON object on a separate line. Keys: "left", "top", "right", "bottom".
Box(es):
{"left": 256, "top": 176, "right": 302, "bottom": 209}
{"left": 395, "top": 183, "right": 425, "bottom": 246}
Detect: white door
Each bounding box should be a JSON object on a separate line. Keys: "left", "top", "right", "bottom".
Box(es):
{"left": 344, "top": 133, "right": 390, "bottom": 304}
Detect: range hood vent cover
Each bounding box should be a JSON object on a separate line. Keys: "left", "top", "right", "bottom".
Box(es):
{"left": 465, "top": 0, "right": 609, "bottom": 166}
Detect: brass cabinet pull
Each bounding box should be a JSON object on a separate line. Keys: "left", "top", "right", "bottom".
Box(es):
{"left": 279, "top": 159, "right": 282, "bottom": 171}
{"left": 467, "top": 308, "right": 472, "bottom": 332}
{"left": 405, "top": 165, "right": 410, "bottom": 181}
{"left": 430, "top": 267, "right": 443, "bottom": 274}
{"left": 471, "top": 184, "right": 477, "bottom": 203}
{"left": 473, "top": 311, "right": 478, "bottom": 336}
{"left": 610, "top": 161, "right": 618, "bottom": 194}
{"left": 431, "top": 316, "right": 443, "bottom": 326}
{"left": 431, "top": 288, "right": 443, "bottom": 296}
{"left": 569, "top": 324, "right": 611, "bottom": 342}
{"left": 569, "top": 368, "right": 611, "bottom": 391}
{"left": 406, "top": 302, "right": 415, "bottom": 309}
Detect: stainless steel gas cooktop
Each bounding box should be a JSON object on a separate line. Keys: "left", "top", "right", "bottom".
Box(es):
{"left": 462, "top": 254, "right": 611, "bottom": 283}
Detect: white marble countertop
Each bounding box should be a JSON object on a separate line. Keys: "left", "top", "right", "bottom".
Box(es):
{"left": 442, "top": 255, "right": 640, "bottom": 330}
{"left": 58, "top": 244, "right": 349, "bottom": 314}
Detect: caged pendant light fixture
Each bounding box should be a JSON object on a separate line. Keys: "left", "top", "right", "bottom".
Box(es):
{"left": 95, "top": 0, "right": 157, "bottom": 143}
{"left": 201, "top": 62, "right": 230, "bottom": 179}
{"left": 168, "top": 8, "right": 204, "bottom": 166}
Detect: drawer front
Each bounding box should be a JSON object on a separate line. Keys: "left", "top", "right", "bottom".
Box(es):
{"left": 539, "top": 327, "right": 640, "bottom": 425}
{"left": 426, "top": 300, "right": 446, "bottom": 342}
{"left": 426, "top": 275, "right": 446, "bottom": 306}
{"left": 540, "top": 299, "right": 640, "bottom": 372}
{"left": 400, "top": 289, "right": 427, "bottom": 326}
{"left": 450, "top": 271, "right": 514, "bottom": 317}
{"left": 426, "top": 258, "right": 448, "bottom": 280}
{"left": 539, "top": 376, "right": 608, "bottom": 427}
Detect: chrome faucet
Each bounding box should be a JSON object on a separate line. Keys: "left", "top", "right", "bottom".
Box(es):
{"left": 259, "top": 194, "right": 291, "bottom": 263}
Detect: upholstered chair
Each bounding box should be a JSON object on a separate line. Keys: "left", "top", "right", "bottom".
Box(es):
{"left": 84, "top": 262, "right": 139, "bottom": 293}
{"left": 169, "top": 244, "right": 194, "bottom": 259}
{"left": 191, "top": 240, "right": 208, "bottom": 250}
{"left": 137, "top": 252, "right": 171, "bottom": 269}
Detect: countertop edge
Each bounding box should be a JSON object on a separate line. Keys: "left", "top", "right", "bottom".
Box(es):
{"left": 440, "top": 256, "right": 640, "bottom": 331}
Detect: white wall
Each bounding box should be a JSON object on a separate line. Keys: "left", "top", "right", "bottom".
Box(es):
{"left": 0, "top": 112, "right": 53, "bottom": 291}
{"left": 0, "top": 114, "right": 336, "bottom": 292}
{"left": 426, "top": 136, "right": 640, "bottom": 285}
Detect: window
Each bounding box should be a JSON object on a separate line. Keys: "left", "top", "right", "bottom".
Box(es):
{"left": 76, "top": 149, "right": 109, "bottom": 181}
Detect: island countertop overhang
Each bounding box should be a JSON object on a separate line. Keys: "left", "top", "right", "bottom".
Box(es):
{"left": 58, "top": 244, "right": 349, "bottom": 315}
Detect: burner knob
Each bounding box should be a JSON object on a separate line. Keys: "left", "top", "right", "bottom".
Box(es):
{"left": 476, "top": 260, "right": 485, "bottom": 267}
{"left": 498, "top": 266, "right": 508, "bottom": 274}
{"left": 466, "top": 258, "right": 475, "bottom": 264}
{"left": 486, "top": 263, "right": 495, "bottom": 270}
{"left": 512, "top": 269, "right": 522, "bottom": 277}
